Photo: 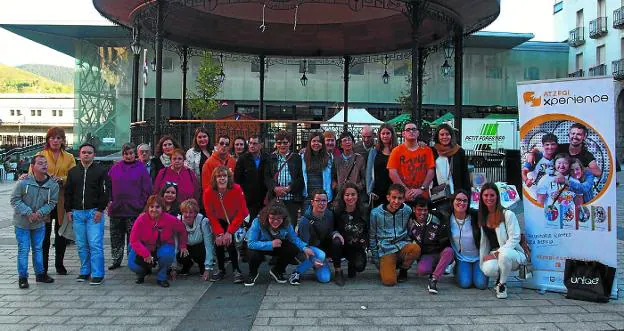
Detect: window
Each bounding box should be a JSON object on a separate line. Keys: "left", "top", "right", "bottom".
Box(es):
{"left": 31, "top": 109, "right": 35, "bottom": 116}
{"left": 162, "top": 57, "right": 174, "bottom": 71}
{"left": 553, "top": 1, "right": 563, "bottom": 14}
{"left": 598, "top": 0, "right": 606, "bottom": 17}
{"left": 576, "top": 52, "right": 584, "bottom": 70}
{"left": 52, "top": 110, "right": 57, "bottom": 116}
{"left": 486, "top": 66, "right": 502, "bottom": 79}
{"left": 576, "top": 9, "right": 584, "bottom": 28}
{"left": 10, "top": 110, "right": 14, "bottom": 116}
{"left": 58, "top": 110, "right": 63, "bottom": 117}
{"left": 597, "top": 45, "right": 606, "bottom": 64}
{"left": 16, "top": 109, "right": 21, "bottom": 116}
{"left": 299, "top": 61, "right": 317, "bottom": 74}
{"left": 351, "top": 63, "right": 364, "bottom": 75}
{"left": 524, "top": 67, "right": 540, "bottom": 80}
{"left": 394, "top": 62, "right": 409, "bottom": 76}
{"left": 37, "top": 109, "right": 41, "bottom": 116}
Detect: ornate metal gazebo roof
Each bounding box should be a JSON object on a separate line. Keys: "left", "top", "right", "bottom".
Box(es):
{"left": 93, "top": 0, "right": 500, "bottom": 56}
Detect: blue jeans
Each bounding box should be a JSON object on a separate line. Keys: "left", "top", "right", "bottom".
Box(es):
{"left": 72, "top": 209, "right": 105, "bottom": 278}
{"left": 456, "top": 260, "right": 488, "bottom": 289}
{"left": 15, "top": 226, "right": 46, "bottom": 278}
{"left": 294, "top": 246, "right": 331, "bottom": 283}
{"left": 128, "top": 244, "right": 175, "bottom": 281}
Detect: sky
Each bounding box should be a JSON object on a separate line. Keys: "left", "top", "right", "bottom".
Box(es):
{"left": 0, "top": 0, "right": 556, "bottom": 68}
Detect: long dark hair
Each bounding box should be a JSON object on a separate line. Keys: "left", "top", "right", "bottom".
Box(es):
{"left": 375, "top": 123, "right": 398, "bottom": 151}
{"left": 155, "top": 135, "right": 181, "bottom": 157}
{"left": 434, "top": 123, "right": 457, "bottom": 146}
{"left": 304, "top": 131, "right": 329, "bottom": 172}
{"left": 192, "top": 127, "right": 210, "bottom": 152}
{"left": 258, "top": 201, "right": 291, "bottom": 230}
{"left": 450, "top": 189, "right": 471, "bottom": 217}
{"left": 477, "top": 182, "right": 503, "bottom": 228}
{"left": 333, "top": 181, "right": 367, "bottom": 219}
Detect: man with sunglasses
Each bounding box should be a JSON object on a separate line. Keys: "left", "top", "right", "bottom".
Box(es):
{"left": 64, "top": 143, "right": 110, "bottom": 285}
{"left": 264, "top": 130, "right": 304, "bottom": 227}
{"left": 202, "top": 135, "right": 236, "bottom": 191}
{"left": 387, "top": 122, "right": 435, "bottom": 205}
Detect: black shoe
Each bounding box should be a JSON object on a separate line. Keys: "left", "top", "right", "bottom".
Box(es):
{"left": 269, "top": 268, "right": 287, "bottom": 284}
{"left": 428, "top": 276, "right": 438, "bottom": 294}
{"left": 244, "top": 272, "right": 259, "bottom": 287}
{"left": 35, "top": 274, "right": 55, "bottom": 283}
{"left": 334, "top": 270, "right": 345, "bottom": 287}
{"left": 157, "top": 280, "right": 170, "bottom": 288}
{"left": 135, "top": 275, "right": 145, "bottom": 284}
{"left": 55, "top": 266, "right": 68, "bottom": 275}
{"left": 108, "top": 263, "right": 121, "bottom": 270}
{"left": 210, "top": 270, "right": 225, "bottom": 282}
{"left": 398, "top": 269, "right": 408, "bottom": 283}
{"left": 18, "top": 277, "right": 29, "bottom": 289}
{"left": 76, "top": 274, "right": 90, "bottom": 282}
{"left": 90, "top": 277, "right": 104, "bottom": 285}
{"left": 347, "top": 265, "right": 356, "bottom": 278}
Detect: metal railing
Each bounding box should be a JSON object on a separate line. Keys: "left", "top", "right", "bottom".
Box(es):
{"left": 568, "top": 69, "right": 584, "bottom": 78}
{"left": 612, "top": 59, "right": 624, "bottom": 80}
{"left": 589, "top": 64, "right": 607, "bottom": 76}
{"left": 589, "top": 17, "right": 608, "bottom": 38}
{"left": 614, "top": 7, "right": 624, "bottom": 28}
{"left": 568, "top": 27, "right": 585, "bottom": 47}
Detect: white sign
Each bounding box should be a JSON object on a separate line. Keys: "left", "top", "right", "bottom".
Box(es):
{"left": 517, "top": 77, "right": 618, "bottom": 297}
{"left": 102, "top": 138, "right": 116, "bottom": 144}
{"left": 461, "top": 118, "right": 518, "bottom": 150}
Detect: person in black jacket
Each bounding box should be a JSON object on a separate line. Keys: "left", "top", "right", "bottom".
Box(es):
{"left": 431, "top": 124, "right": 471, "bottom": 215}
{"left": 234, "top": 135, "right": 269, "bottom": 223}
{"left": 65, "top": 143, "right": 110, "bottom": 285}
{"left": 264, "top": 130, "right": 304, "bottom": 226}
{"left": 332, "top": 182, "right": 368, "bottom": 286}
{"left": 408, "top": 196, "right": 453, "bottom": 295}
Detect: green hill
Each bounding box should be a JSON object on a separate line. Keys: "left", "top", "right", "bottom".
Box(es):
{"left": 0, "top": 64, "right": 72, "bottom": 94}
{"left": 17, "top": 64, "right": 74, "bottom": 86}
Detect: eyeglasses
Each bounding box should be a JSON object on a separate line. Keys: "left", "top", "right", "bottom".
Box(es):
{"left": 313, "top": 199, "right": 328, "bottom": 204}
{"left": 268, "top": 216, "right": 284, "bottom": 222}
{"left": 276, "top": 141, "right": 290, "bottom": 145}
{"left": 219, "top": 141, "right": 230, "bottom": 146}
{"left": 455, "top": 198, "right": 469, "bottom": 203}
{"left": 404, "top": 128, "right": 418, "bottom": 133}
{"left": 165, "top": 181, "right": 178, "bottom": 187}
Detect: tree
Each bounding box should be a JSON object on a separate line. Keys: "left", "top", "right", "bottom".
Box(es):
{"left": 187, "top": 51, "right": 223, "bottom": 119}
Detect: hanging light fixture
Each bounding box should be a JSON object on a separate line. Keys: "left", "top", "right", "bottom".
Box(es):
{"left": 440, "top": 37, "right": 454, "bottom": 78}
{"left": 218, "top": 53, "right": 225, "bottom": 83}
{"left": 381, "top": 54, "right": 390, "bottom": 84}
{"left": 130, "top": 26, "right": 142, "bottom": 55}
{"left": 151, "top": 58, "right": 157, "bottom": 72}
{"left": 440, "top": 59, "right": 451, "bottom": 77}
{"left": 300, "top": 59, "right": 308, "bottom": 87}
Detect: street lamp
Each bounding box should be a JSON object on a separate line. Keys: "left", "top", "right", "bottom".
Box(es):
{"left": 381, "top": 54, "right": 390, "bottom": 84}
{"left": 440, "top": 60, "right": 451, "bottom": 77}
{"left": 151, "top": 58, "right": 157, "bottom": 72}
{"left": 131, "top": 26, "right": 142, "bottom": 55}
{"left": 300, "top": 59, "right": 308, "bottom": 87}
{"left": 441, "top": 38, "right": 454, "bottom": 78}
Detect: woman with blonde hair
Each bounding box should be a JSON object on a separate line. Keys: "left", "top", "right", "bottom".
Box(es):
{"left": 175, "top": 199, "right": 214, "bottom": 281}
{"left": 203, "top": 166, "right": 249, "bottom": 283}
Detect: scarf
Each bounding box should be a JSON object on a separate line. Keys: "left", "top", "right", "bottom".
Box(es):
{"left": 160, "top": 154, "right": 171, "bottom": 167}
{"left": 434, "top": 143, "right": 461, "bottom": 158}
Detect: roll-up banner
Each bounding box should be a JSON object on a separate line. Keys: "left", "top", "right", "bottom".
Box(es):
{"left": 517, "top": 77, "right": 618, "bottom": 297}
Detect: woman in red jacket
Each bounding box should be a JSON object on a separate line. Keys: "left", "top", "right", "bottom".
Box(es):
{"left": 203, "top": 166, "right": 249, "bottom": 283}
{"left": 129, "top": 195, "right": 188, "bottom": 288}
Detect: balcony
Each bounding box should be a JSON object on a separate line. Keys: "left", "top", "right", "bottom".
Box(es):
{"left": 614, "top": 7, "right": 624, "bottom": 29}
{"left": 612, "top": 59, "right": 624, "bottom": 80}
{"left": 568, "top": 69, "right": 584, "bottom": 78}
{"left": 589, "top": 64, "right": 607, "bottom": 76}
{"left": 589, "top": 17, "right": 608, "bottom": 38}
{"left": 568, "top": 27, "right": 585, "bottom": 47}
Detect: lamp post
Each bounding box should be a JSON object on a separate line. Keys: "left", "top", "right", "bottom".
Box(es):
{"left": 381, "top": 54, "right": 390, "bottom": 84}
{"left": 300, "top": 60, "right": 308, "bottom": 87}
{"left": 130, "top": 25, "right": 142, "bottom": 124}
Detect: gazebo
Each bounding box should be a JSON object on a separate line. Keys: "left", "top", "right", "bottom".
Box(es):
{"left": 92, "top": 0, "right": 500, "bottom": 146}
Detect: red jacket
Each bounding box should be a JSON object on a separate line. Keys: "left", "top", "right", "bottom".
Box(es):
{"left": 201, "top": 152, "right": 236, "bottom": 191}
{"left": 130, "top": 212, "right": 188, "bottom": 258}
{"left": 203, "top": 184, "right": 248, "bottom": 235}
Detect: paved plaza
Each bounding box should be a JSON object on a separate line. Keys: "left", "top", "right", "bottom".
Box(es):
{"left": 0, "top": 178, "right": 621, "bottom": 331}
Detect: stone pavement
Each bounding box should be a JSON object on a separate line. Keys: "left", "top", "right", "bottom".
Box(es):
{"left": 0, "top": 176, "right": 620, "bottom": 330}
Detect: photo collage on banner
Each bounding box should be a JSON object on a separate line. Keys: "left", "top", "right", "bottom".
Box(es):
{"left": 517, "top": 77, "right": 618, "bottom": 296}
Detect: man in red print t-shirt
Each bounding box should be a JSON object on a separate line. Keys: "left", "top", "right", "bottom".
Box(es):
{"left": 387, "top": 122, "right": 435, "bottom": 204}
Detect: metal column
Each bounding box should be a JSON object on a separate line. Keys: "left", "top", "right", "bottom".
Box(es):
{"left": 454, "top": 26, "right": 464, "bottom": 138}
{"left": 153, "top": 0, "right": 164, "bottom": 149}
{"left": 343, "top": 55, "right": 350, "bottom": 132}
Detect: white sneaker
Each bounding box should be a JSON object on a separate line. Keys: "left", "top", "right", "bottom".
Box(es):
{"left": 496, "top": 283, "right": 508, "bottom": 299}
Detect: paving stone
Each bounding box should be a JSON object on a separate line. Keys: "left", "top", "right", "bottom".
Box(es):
{"left": 146, "top": 309, "right": 189, "bottom": 317}
{"left": 113, "top": 316, "right": 163, "bottom": 325}
{"left": 421, "top": 316, "right": 473, "bottom": 325}
{"left": 270, "top": 317, "right": 318, "bottom": 326}
{"left": 470, "top": 315, "right": 523, "bottom": 324}
{"left": 0, "top": 308, "right": 16, "bottom": 315}
{"left": 19, "top": 316, "right": 70, "bottom": 324}
{"left": 251, "top": 326, "right": 293, "bottom": 331}
{"left": 9, "top": 308, "right": 59, "bottom": 316}
{"left": 574, "top": 312, "right": 624, "bottom": 322}
{"left": 501, "top": 323, "right": 559, "bottom": 331}
{"left": 318, "top": 317, "right": 369, "bottom": 325}
{"left": 0, "top": 324, "right": 36, "bottom": 331}
{"left": 520, "top": 314, "right": 577, "bottom": 323}
{"left": 30, "top": 325, "right": 81, "bottom": 331}
{"left": 369, "top": 317, "right": 422, "bottom": 325}
{"left": 486, "top": 306, "right": 539, "bottom": 315}
{"left": 55, "top": 308, "right": 104, "bottom": 316}
{"left": 65, "top": 316, "right": 117, "bottom": 324}
{"left": 449, "top": 325, "right": 506, "bottom": 331}
{"left": 0, "top": 316, "right": 25, "bottom": 323}
{"left": 253, "top": 317, "right": 269, "bottom": 326}
{"left": 535, "top": 305, "right": 588, "bottom": 314}
{"left": 81, "top": 326, "right": 130, "bottom": 331}
{"left": 396, "top": 326, "right": 450, "bottom": 331}
{"left": 295, "top": 310, "right": 342, "bottom": 317}
{"left": 102, "top": 309, "right": 148, "bottom": 316}
{"left": 556, "top": 322, "right": 615, "bottom": 330}
{"left": 256, "top": 310, "right": 295, "bottom": 318}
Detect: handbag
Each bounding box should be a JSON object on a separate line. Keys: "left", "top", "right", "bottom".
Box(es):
{"left": 563, "top": 259, "right": 616, "bottom": 303}
{"left": 430, "top": 156, "right": 453, "bottom": 203}
{"left": 265, "top": 153, "right": 294, "bottom": 205}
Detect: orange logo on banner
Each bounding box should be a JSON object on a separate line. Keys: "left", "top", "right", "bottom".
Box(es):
{"left": 523, "top": 91, "right": 541, "bottom": 107}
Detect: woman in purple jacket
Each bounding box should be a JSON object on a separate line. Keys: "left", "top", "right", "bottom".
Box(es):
{"left": 107, "top": 143, "right": 153, "bottom": 270}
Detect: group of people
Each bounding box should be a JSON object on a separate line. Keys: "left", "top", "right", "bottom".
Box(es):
{"left": 10, "top": 122, "right": 530, "bottom": 299}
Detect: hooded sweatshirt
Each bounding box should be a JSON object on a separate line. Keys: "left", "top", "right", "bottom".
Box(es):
{"left": 108, "top": 160, "right": 152, "bottom": 218}
{"left": 369, "top": 203, "right": 412, "bottom": 260}
{"left": 11, "top": 174, "right": 59, "bottom": 230}
{"left": 297, "top": 208, "right": 337, "bottom": 248}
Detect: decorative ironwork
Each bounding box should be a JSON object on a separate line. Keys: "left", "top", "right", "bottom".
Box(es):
{"left": 589, "top": 17, "right": 608, "bottom": 39}
{"left": 568, "top": 27, "right": 585, "bottom": 47}
{"left": 612, "top": 59, "right": 624, "bottom": 80}
{"left": 614, "top": 7, "right": 624, "bottom": 29}
{"left": 568, "top": 69, "right": 584, "bottom": 78}
{"left": 588, "top": 64, "right": 607, "bottom": 76}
